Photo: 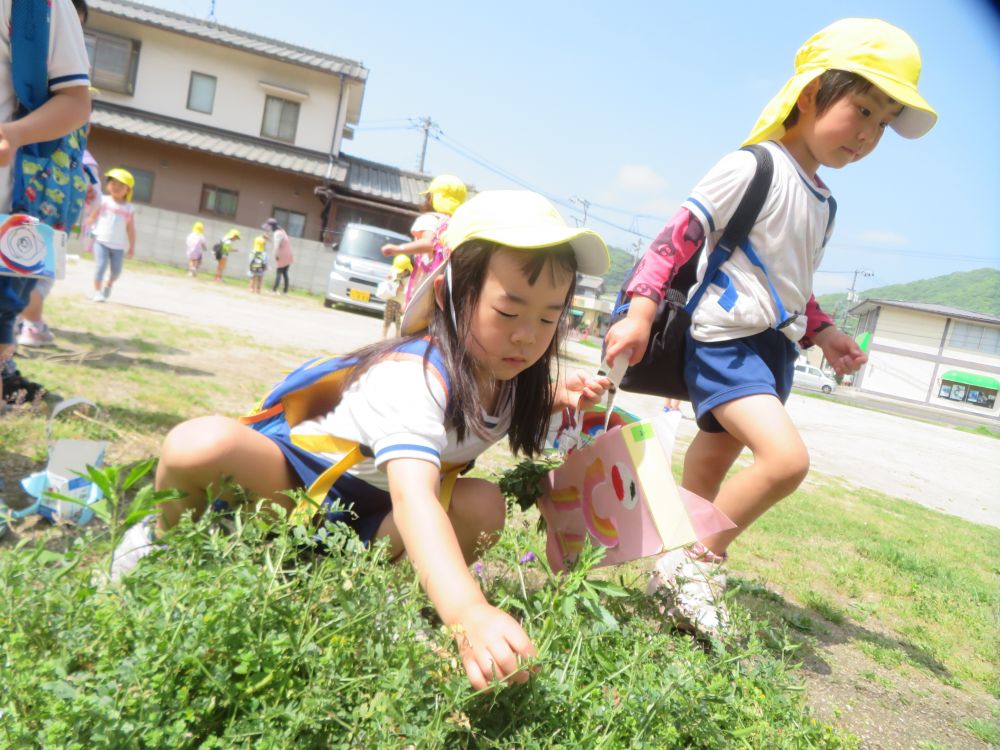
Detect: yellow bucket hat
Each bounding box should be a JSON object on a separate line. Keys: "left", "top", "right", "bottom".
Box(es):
{"left": 420, "top": 174, "right": 468, "bottom": 215}
{"left": 743, "top": 18, "right": 937, "bottom": 147}
{"left": 104, "top": 168, "right": 135, "bottom": 201}
{"left": 401, "top": 190, "right": 609, "bottom": 335}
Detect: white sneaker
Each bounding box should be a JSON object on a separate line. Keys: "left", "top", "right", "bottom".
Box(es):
{"left": 16, "top": 322, "right": 55, "bottom": 347}
{"left": 109, "top": 516, "right": 162, "bottom": 582}
{"left": 92, "top": 290, "right": 106, "bottom": 302}
{"left": 647, "top": 546, "right": 730, "bottom": 638}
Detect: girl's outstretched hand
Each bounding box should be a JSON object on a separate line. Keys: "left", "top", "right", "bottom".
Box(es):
{"left": 556, "top": 371, "right": 612, "bottom": 413}
{"left": 454, "top": 601, "right": 536, "bottom": 691}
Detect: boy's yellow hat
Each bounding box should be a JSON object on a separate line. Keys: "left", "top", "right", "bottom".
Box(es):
{"left": 392, "top": 254, "right": 413, "bottom": 272}
{"left": 420, "top": 174, "right": 468, "bottom": 215}
{"left": 401, "top": 190, "right": 609, "bottom": 335}
{"left": 743, "top": 18, "right": 937, "bottom": 147}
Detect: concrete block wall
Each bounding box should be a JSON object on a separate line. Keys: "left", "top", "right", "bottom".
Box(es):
{"left": 73, "top": 204, "right": 334, "bottom": 295}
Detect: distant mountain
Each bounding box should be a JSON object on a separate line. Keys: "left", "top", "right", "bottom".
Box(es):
{"left": 816, "top": 268, "right": 1000, "bottom": 323}
{"left": 602, "top": 245, "right": 637, "bottom": 294}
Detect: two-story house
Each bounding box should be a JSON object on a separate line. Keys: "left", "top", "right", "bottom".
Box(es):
{"left": 848, "top": 299, "right": 1000, "bottom": 420}
{"left": 85, "top": 0, "right": 429, "bottom": 243}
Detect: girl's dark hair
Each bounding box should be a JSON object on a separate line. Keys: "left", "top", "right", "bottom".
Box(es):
{"left": 343, "top": 240, "right": 578, "bottom": 456}
{"left": 781, "top": 69, "right": 873, "bottom": 131}
{"left": 72, "top": 0, "right": 89, "bottom": 23}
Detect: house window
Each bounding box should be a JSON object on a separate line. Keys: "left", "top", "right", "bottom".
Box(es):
{"left": 83, "top": 30, "right": 140, "bottom": 95}
{"left": 938, "top": 375, "right": 998, "bottom": 409}
{"left": 187, "top": 72, "right": 217, "bottom": 114}
{"left": 122, "top": 166, "right": 154, "bottom": 203}
{"left": 272, "top": 207, "right": 306, "bottom": 238}
{"left": 200, "top": 185, "right": 239, "bottom": 217}
{"left": 261, "top": 95, "right": 299, "bottom": 142}
{"left": 948, "top": 321, "right": 1000, "bottom": 355}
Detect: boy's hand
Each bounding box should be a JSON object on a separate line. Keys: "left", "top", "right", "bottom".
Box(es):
{"left": 454, "top": 601, "right": 536, "bottom": 691}
{"left": 0, "top": 123, "right": 22, "bottom": 168}
{"left": 127, "top": 248, "right": 135, "bottom": 259}
{"left": 604, "top": 317, "right": 650, "bottom": 368}
{"left": 555, "top": 371, "right": 612, "bottom": 413}
{"left": 381, "top": 243, "right": 401, "bottom": 256}
{"left": 814, "top": 327, "right": 867, "bottom": 376}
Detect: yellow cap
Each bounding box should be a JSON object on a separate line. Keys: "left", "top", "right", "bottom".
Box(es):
{"left": 104, "top": 168, "right": 135, "bottom": 201}
{"left": 225, "top": 228, "right": 241, "bottom": 240}
{"left": 253, "top": 235, "right": 266, "bottom": 252}
{"left": 192, "top": 221, "right": 204, "bottom": 234}
{"left": 420, "top": 174, "right": 468, "bottom": 215}
{"left": 743, "top": 18, "right": 937, "bottom": 147}
{"left": 401, "top": 190, "right": 609, "bottom": 335}
{"left": 392, "top": 254, "right": 413, "bottom": 272}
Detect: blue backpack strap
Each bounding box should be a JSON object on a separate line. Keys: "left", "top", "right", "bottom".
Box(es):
{"left": 10, "top": 0, "right": 61, "bottom": 159}
{"left": 685, "top": 144, "right": 774, "bottom": 316}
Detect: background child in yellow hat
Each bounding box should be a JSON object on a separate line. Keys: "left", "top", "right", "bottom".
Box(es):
{"left": 605, "top": 18, "right": 936, "bottom": 638}
{"left": 185, "top": 221, "right": 207, "bottom": 278}
{"left": 381, "top": 173, "right": 468, "bottom": 303}
{"left": 87, "top": 168, "right": 137, "bottom": 302}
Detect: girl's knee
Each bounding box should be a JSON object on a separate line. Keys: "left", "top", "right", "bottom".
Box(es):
{"left": 160, "top": 416, "right": 241, "bottom": 471}
{"left": 452, "top": 479, "right": 506, "bottom": 537}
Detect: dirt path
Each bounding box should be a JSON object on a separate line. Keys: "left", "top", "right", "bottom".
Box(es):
{"left": 53, "top": 257, "right": 1000, "bottom": 528}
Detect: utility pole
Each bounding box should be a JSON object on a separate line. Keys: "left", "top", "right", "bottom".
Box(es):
{"left": 207, "top": 0, "right": 216, "bottom": 22}
{"left": 416, "top": 116, "right": 439, "bottom": 174}
{"left": 842, "top": 268, "right": 874, "bottom": 330}
{"left": 569, "top": 196, "right": 591, "bottom": 226}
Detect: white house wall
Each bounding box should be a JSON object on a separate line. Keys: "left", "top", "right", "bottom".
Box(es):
{"left": 873, "top": 307, "right": 944, "bottom": 355}
{"left": 862, "top": 351, "right": 937, "bottom": 401}
{"left": 90, "top": 15, "right": 351, "bottom": 155}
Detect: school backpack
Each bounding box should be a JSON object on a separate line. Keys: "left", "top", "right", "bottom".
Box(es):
{"left": 212, "top": 241, "right": 224, "bottom": 261}
{"left": 607, "top": 144, "right": 783, "bottom": 400}
{"left": 249, "top": 250, "right": 266, "bottom": 273}
{"left": 239, "top": 338, "right": 461, "bottom": 523}
{"left": 9, "top": 1, "right": 89, "bottom": 231}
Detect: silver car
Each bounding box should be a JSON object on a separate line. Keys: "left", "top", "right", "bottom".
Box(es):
{"left": 324, "top": 223, "right": 410, "bottom": 313}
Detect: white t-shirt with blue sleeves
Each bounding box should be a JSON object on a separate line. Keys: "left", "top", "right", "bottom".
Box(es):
{"left": 682, "top": 140, "right": 836, "bottom": 344}
{"left": 0, "top": 0, "right": 91, "bottom": 212}
{"left": 291, "top": 356, "right": 512, "bottom": 492}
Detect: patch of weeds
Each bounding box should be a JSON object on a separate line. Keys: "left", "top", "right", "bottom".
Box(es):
{"left": 859, "top": 670, "right": 895, "bottom": 690}
{"left": 858, "top": 640, "right": 905, "bottom": 669}
{"left": 800, "top": 590, "right": 846, "bottom": 625}
{"left": 963, "top": 717, "right": 1000, "bottom": 746}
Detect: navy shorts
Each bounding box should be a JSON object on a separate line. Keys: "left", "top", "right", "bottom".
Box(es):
{"left": 266, "top": 431, "right": 392, "bottom": 544}
{"left": 684, "top": 328, "right": 798, "bottom": 434}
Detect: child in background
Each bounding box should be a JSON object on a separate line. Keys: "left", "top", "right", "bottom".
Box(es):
{"left": 381, "top": 253, "right": 412, "bottom": 339}
{"left": 0, "top": 0, "right": 91, "bottom": 401}
{"left": 604, "top": 18, "right": 936, "bottom": 637}
{"left": 381, "top": 174, "right": 467, "bottom": 303}
{"left": 87, "top": 168, "right": 136, "bottom": 302}
{"left": 247, "top": 235, "right": 268, "bottom": 294}
{"left": 185, "top": 221, "right": 207, "bottom": 277}
{"left": 112, "top": 190, "right": 612, "bottom": 691}
{"left": 213, "top": 228, "right": 240, "bottom": 281}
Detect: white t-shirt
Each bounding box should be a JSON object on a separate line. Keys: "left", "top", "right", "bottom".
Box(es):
{"left": 291, "top": 355, "right": 512, "bottom": 492}
{"left": 0, "top": 0, "right": 91, "bottom": 211}
{"left": 682, "top": 140, "right": 836, "bottom": 343}
{"left": 92, "top": 195, "right": 134, "bottom": 249}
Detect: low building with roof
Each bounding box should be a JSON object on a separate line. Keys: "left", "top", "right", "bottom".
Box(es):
{"left": 848, "top": 299, "right": 1000, "bottom": 419}
{"left": 85, "top": 0, "right": 429, "bottom": 243}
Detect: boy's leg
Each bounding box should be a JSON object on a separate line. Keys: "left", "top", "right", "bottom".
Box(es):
{"left": 155, "top": 416, "right": 298, "bottom": 531}
{"left": 374, "top": 477, "right": 506, "bottom": 564}
{"left": 699, "top": 393, "right": 809, "bottom": 556}
{"left": 682, "top": 428, "right": 745, "bottom": 503}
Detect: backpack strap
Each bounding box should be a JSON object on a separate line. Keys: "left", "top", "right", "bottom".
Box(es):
{"left": 685, "top": 144, "right": 774, "bottom": 316}
{"left": 10, "top": 0, "right": 61, "bottom": 160}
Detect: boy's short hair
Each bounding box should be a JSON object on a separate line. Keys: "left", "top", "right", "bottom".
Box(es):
{"left": 781, "top": 69, "right": 873, "bottom": 131}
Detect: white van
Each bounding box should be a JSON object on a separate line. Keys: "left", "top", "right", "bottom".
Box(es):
{"left": 793, "top": 362, "right": 837, "bottom": 394}
{"left": 324, "top": 223, "right": 411, "bottom": 313}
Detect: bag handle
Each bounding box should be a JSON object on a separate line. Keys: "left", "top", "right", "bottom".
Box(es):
{"left": 47, "top": 397, "right": 101, "bottom": 445}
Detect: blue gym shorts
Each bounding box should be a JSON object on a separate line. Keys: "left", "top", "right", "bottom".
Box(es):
{"left": 266, "top": 431, "right": 392, "bottom": 544}
{"left": 684, "top": 327, "right": 798, "bottom": 434}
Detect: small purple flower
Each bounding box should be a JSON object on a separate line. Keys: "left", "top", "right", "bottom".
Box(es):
{"left": 519, "top": 552, "right": 536, "bottom": 564}
{"left": 473, "top": 562, "right": 484, "bottom": 578}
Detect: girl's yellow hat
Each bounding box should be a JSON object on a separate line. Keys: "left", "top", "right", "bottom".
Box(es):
{"left": 743, "top": 18, "right": 937, "bottom": 147}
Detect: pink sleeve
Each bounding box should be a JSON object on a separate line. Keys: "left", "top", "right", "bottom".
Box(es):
{"left": 799, "top": 295, "right": 835, "bottom": 348}
{"left": 624, "top": 207, "right": 705, "bottom": 304}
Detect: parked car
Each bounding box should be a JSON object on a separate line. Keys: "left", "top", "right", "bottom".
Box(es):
{"left": 793, "top": 362, "right": 837, "bottom": 394}
{"left": 324, "top": 223, "right": 410, "bottom": 313}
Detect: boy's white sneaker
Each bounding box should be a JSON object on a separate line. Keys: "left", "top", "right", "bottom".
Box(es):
{"left": 646, "top": 546, "right": 730, "bottom": 638}
{"left": 92, "top": 290, "right": 106, "bottom": 302}
{"left": 109, "top": 516, "right": 162, "bottom": 582}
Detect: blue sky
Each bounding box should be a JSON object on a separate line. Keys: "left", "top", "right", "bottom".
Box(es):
{"left": 147, "top": 0, "right": 999, "bottom": 295}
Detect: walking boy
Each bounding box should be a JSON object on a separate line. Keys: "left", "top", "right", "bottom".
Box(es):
{"left": 604, "top": 18, "right": 936, "bottom": 636}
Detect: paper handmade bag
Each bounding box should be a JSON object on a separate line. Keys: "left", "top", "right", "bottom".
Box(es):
{"left": 538, "top": 410, "right": 734, "bottom": 572}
